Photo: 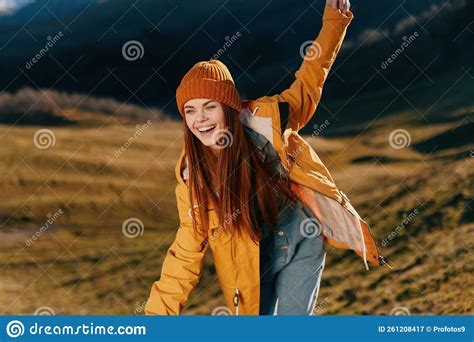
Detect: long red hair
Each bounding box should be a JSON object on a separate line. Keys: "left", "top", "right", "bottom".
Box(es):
{"left": 183, "top": 104, "right": 295, "bottom": 242}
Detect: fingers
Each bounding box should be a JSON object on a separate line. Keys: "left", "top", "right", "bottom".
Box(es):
{"left": 326, "top": 0, "right": 338, "bottom": 10}
{"left": 326, "top": 0, "right": 351, "bottom": 15}
{"left": 326, "top": 0, "right": 351, "bottom": 14}
{"left": 339, "top": 0, "right": 350, "bottom": 15}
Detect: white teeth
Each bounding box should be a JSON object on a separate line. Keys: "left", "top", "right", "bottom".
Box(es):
{"left": 197, "top": 125, "right": 216, "bottom": 132}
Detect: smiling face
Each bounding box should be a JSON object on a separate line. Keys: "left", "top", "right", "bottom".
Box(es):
{"left": 184, "top": 98, "right": 226, "bottom": 150}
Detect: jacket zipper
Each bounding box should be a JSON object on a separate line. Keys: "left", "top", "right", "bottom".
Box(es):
{"left": 379, "top": 255, "right": 394, "bottom": 269}
{"left": 352, "top": 207, "right": 394, "bottom": 270}
{"left": 233, "top": 288, "right": 239, "bottom": 316}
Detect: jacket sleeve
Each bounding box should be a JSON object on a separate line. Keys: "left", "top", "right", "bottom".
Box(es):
{"left": 144, "top": 182, "right": 209, "bottom": 315}
{"left": 257, "top": 4, "right": 353, "bottom": 132}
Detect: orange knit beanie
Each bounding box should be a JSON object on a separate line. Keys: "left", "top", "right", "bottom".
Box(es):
{"left": 176, "top": 59, "right": 241, "bottom": 116}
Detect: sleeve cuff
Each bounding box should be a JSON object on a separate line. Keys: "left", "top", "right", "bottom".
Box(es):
{"left": 322, "top": 3, "right": 354, "bottom": 23}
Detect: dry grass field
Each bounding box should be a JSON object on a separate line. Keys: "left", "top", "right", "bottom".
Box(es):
{"left": 0, "top": 89, "right": 472, "bottom": 315}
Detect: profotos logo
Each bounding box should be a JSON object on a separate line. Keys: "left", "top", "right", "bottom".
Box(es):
{"left": 6, "top": 320, "right": 25, "bottom": 338}
{"left": 122, "top": 40, "right": 144, "bottom": 61}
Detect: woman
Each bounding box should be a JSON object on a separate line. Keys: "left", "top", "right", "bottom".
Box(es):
{"left": 146, "top": 0, "right": 384, "bottom": 316}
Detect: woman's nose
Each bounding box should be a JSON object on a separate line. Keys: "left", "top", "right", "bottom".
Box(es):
{"left": 195, "top": 109, "right": 207, "bottom": 121}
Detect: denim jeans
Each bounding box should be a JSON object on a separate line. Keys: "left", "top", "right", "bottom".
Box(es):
{"left": 259, "top": 199, "right": 327, "bottom": 315}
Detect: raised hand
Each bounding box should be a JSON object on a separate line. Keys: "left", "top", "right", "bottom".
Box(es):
{"left": 326, "top": 0, "right": 351, "bottom": 15}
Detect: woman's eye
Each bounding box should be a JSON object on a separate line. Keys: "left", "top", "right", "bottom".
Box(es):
{"left": 206, "top": 106, "right": 216, "bottom": 110}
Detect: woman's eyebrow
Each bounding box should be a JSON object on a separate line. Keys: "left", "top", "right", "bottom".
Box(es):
{"left": 184, "top": 100, "right": 215, "bottom": 109}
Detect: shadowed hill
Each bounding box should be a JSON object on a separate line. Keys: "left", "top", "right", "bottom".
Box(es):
{"left": 0, "top": 87, "right": 167, "bottom": 126}
{"left": 1, "top": 0, "right": 471, "bottom": 119}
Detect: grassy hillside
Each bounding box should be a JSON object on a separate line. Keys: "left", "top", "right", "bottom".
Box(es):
{"left": 0, "top": 86, "right": 472, "bottom": 315}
